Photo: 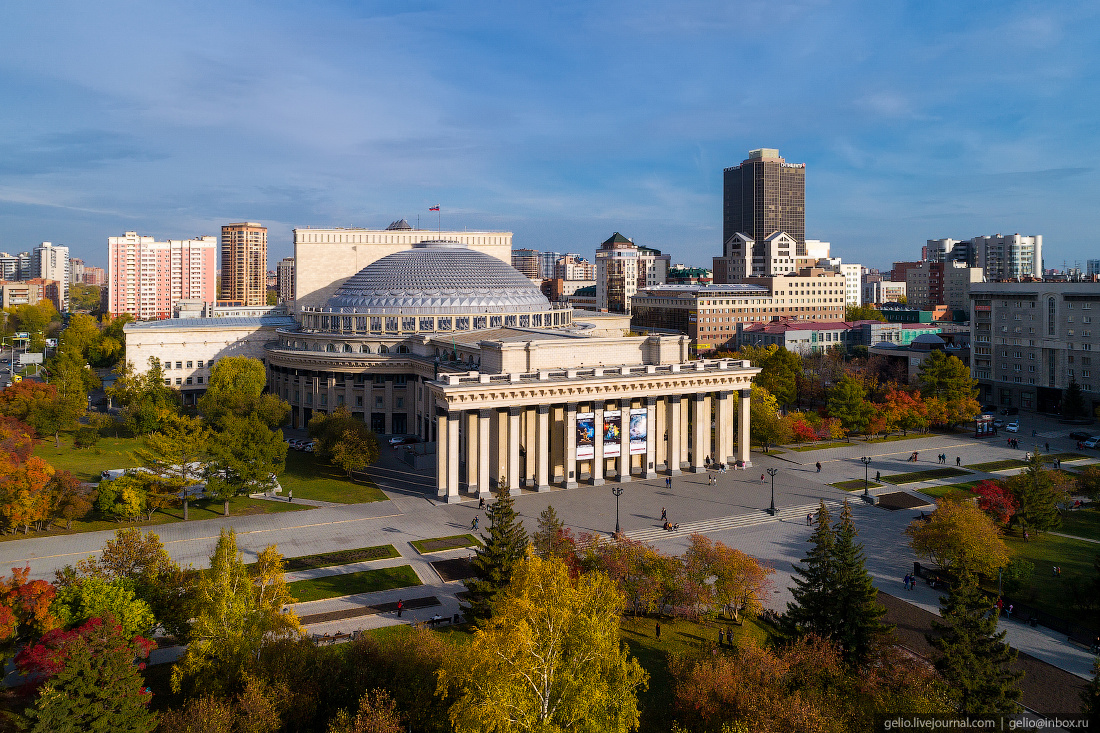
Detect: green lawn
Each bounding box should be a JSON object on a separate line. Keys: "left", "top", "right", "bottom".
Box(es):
{"left": 917, "top": 480, "right": 981, "bottom": 500}
{"left": 863, "top": 433, "right": 935, "bottom": 444}
{"left": 279, "top": 544, "right": 401, "bottom": 572}
{"left": 788, "top": 441, "right": 849, "bottom": 452}
{"left": 1048, "top": 452, "right": 1091, "bottom": 463}
{"left": 621, "top": 615, "right": 772, "bottom": 733}
{"left": 996, "top": 531, "right": 1100, "bottom": 632}
{"left": 288, "top": 565, "right": 422, "bottom": 603}
{"left": 882, "top": 467, "right": 970, "bottom": 484}
{"left": 1, "top": 495, "right": 308, "bottom": 542}
{"left": 280, "top": 450, "right": 388, "bottom": 504}
{"left": 1058, "top": 508, "right": 1100, "bottom": 542}
{"left": 832, "top": 479, "right": 882, "bottom": 492}
{"left": 410, "top": 534, "right": 482, "bottom": 554}
{"left": 33, "top": 433, "right": 143, "bottom": 483}
{"left": 967, "top": 459, "right": 1027, "bottom": 472}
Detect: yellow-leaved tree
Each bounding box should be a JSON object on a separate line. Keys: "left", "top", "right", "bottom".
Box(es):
{"left": 171, "top": 528, "right": 300, "bottom": 695}
{"left": 905, "top": 498, "right": 1009, "bottom": 578}
{"left": 440, "top": 552, "right": 648, "bottom": 733}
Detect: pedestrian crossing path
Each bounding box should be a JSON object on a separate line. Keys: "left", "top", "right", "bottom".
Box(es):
{"left": 624, "top": 500, "right": 846, "bottom": 543}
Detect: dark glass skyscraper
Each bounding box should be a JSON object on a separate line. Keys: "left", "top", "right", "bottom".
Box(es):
{"left": 722, "top": 148, "right": 806, "bottom": 252}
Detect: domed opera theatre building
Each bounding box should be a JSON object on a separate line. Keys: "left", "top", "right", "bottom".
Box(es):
{"left": 263, "top": 240, "right": 760, "bottom": 502}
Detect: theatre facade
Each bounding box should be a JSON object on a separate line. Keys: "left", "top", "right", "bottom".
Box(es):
{"left": 259, "top": 240, "right": 760, "bottom": 502}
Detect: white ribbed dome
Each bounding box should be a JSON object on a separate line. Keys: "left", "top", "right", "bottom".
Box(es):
{"left": 322, "top": 241, "right": 550, "bottom": 314}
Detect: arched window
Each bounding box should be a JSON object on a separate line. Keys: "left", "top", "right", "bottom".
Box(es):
{"left": 379, "top": 345, "right": 389, "bottom": 354}
{"left": 342, "top": 344, "right": 352, "bottom": 353}
{"left": 360, "top": 344, "right": 371, "bottom": 354}
{"left": 396, "top": 345, "right": 410, "bottom": 354}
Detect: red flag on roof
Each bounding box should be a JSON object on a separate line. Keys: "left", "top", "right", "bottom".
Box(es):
{"left": 429, "top": 205, "right": 440, "bottom": 211}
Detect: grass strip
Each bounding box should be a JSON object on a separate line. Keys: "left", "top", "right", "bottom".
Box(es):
{"left": 917, "top": 481, "right": 982, "bottom": 499}
{"left": 288, "top": 565, "right": 421, "bottom": 603}
{"left": 1048, "top": 452, "right": 1091, "bottom": 462}
{"left": 788, "top": 442, "right": 850, "bottom": 452}
{"left": 279, "top": 450, "right": 388, "bottom": 504}
{"left": 882, "top": 467, "right": 970, "bottom": 484}
{"left": 410, "top": 534, "right": 482, "bottom": 554}
{"left": 279, "top": 545, "right": 400, "bottom": 572}
{"left": 831, "top": 479, "right": 882, "bottom": 491}
{"left": 967, "top": 459, "right": 1027, "bottom": 472}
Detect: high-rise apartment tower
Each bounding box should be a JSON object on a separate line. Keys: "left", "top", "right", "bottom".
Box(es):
{"left": 722, "top": 148, "right": 806, "bottom": 251}
{"left": 220, "top": 222, "right": 268, "bottom": 305}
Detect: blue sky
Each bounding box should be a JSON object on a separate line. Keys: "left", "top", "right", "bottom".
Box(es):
{"left": 1, "top": 0, "right": 1098, "bottom": 271}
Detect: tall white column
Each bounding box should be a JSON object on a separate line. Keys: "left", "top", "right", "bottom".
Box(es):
{"left": 507, "top": 406, "right": 521, "bottom": 496}
{"left": 643, "top": 396, "right": 657, "bottom": 478}
{"left": 477, "top": 409, "right": 491, "bottom": 498}
{"left": 690, "top": 393, "right": 707, "bottom": 473}
{"left": 535, "top": 404, "right": 550, "bottom": 491}
{"left": 615, "top": 399, "right": 631, "bottom": 482}
{"left": 564, "top": 403, "right": 578, "bottom": 488}
{"left": 737, "top": 388, "right": 753, "bottom": 468}
{"left": 714, "top": 391, "right": 731, "bottom": 465}
{"left": 465, "top": 411, "right": 480, "bottom": 495}
{"left": 666, "top": 396, "right": 682, "bottom": 475}
{"left": 446, "top": 411, "right": 460, "bottom": 503}
{"left": 592, "top": 404, "right": 605, "bottom": 486}
{"left": 435, "top": 409, "right": 449, "bottom": 499}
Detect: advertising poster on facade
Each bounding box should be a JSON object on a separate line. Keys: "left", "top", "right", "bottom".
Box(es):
{"left": 629, "top": 408, "right": 647, "bottom": 454}
{"left": 603, "top": 410, "right": 622, "bottom": 458}
{"left": 576, "top": 412, "right": 595, "bottom": 459}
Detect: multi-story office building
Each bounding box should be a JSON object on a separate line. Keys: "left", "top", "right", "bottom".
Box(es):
{"left": 595, "top": 233, "right": 670, "bottom": 313}
{"left": 107, "top": 232, "right": 217, "bottom": 320}
{"left": 1088, "top": 259, "right": 1100, "bottom": 277}
{"left": 891, "top": 261, "right": 924, "bottom": 284}
{"left": 816, "top": 258, "right": 862, "bottom": 306}
{"left": 511, "top": 249, "right": 540, "bottom": 279}
{"left": 0, "top": 279, "right": 61, "bottom": 310}
{"left": 555, "top": 254, "right": 595, "bottom": 281}
{"left": 82, "top": 266, "right": 106, "bottom": 286}
{"left": 862, "top": 280, "right": 907, "bottom": 306}
{"left": 0, "top": 252, "right": 31, "bottom": 281}
{"left": 33, "top": 242, "right": 69, "bottom": 311}
{"left": 538, "top": 250, "right": 562, "bottom": 279}
{"left": 970, "top": 281, "right": 1100, "bottom": 414}
{"left": 925, "top": 234, "right": 1042, "bottom": 280}
{"left": 220, "top": 223, "right": 268, "bottom": 306}
{"left": 292, "top": 220, "right": 512, "bottom": 310}
{"left": 739, "top": 319, "right": 943, "bottom": 355}
{"left": 277, "top": 257, "right": 295, "bottom": 304}
{"left": 69, "top": 258, "right": 85, "bottom": 287}
{"left": 722, "top": 148, "right": 806, "bottom": 249}
{"left": 630, "top": 268, "right": 846, "bottom": 352}
{"left": 906, "top": 261, "right": 983, "bottom": 310}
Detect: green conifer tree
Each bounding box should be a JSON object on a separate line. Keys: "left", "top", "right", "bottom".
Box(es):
{"left": 1006, "top": 452, "right": 1062, "bottom": 533}
{"left": 928, "top": 573, "right": 1022, "bottom": 714}
{"left": 783, "top": 501, "right": 837, "bottom": 639}
{"left": 462, "top": 487, "right": 529, "bottom": 624}
{"left": 533, "top": 504, "right": 565, "bottom": 559}
{"left": 1084, "top": 658, "right": 1100, "bottom": 725}
{"left": 831, "top": 501, "right": 892, "bottom": 666}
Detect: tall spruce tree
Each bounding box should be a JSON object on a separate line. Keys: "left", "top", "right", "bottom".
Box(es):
{"left": 831, "top": 501, "right": 892, "bottom": 666}
{"left": 1006, "top": 452, "right": 1062, "bottom": 533}
{"left": 784, "top": 501, "right": 837, "bottom": 640}
{"left": 462, "top": 487, "right": 529, "bottom": 624}
{"left": 928, "top": 573, "right": 1022, "bottom": 714}
{"left": 533, "top": 504, "right": 565, "bottom": 559}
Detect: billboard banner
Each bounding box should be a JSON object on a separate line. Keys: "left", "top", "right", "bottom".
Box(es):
{"left": 576, "top": 412, "right": 595, "bottom": 460}
{"left": 629, "top": 408, "right": 647, "bottom": 454}
{"left": 603, "top": 410, "right": 622, "bottom": 458}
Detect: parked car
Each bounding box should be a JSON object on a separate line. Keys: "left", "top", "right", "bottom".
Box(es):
{"left": 1000, "top": 407, "right": 1019, "bottom": 416}
{"left": 993, "top": 419, "right": 1005, "bottom": 429}
{"left": 1069, "top": 430, "right": 1092, "bottom": 441}
{"left": 388, "top": 436, "right": 419, "bottom": 445}
{"left": 302, "top": 441, "right": 316, "bottom": 452}
{"left": 1005, "top": 421, "right": 1020, "bottom": 433}
{"left": 1084, "top": 436, "right": 1100, "bottom": 449}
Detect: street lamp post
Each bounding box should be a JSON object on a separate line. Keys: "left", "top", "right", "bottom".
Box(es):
{"left": 860, "top": 456, "right": 873, "bottom": 500}
{"left": 611, "top": 485, "right": 624, "bottom": 535}
{"left": 766, "top": 468, "right": 778, "bottom": 516}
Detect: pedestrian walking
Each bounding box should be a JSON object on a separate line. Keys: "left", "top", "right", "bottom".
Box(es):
{"left": 1023, "top": 530, "right": 1030, "bottom": 542}
{"left": 397, "top": 599, "right": 404, "bottom": 618}
{"left": 1007, "top": 604, "right": 1013, "bottom": 618}
{"left": 806, "top": 512, "right": 813, "bottom": 526}
{"left": 288, "top": 489, "right": 293, "bottom": 503}
{"left": 876, "top": 470, "right": 881, "bottom": 481}
{"left": 815, "top": 462, "right": 821, "bottom": 472}
{"left": 661, "top": 507, "right": 667, "bottom": 521}
{"left": 655, "top": 622, "right": 661, "bottom": 640}
{"left": 956, "top": 456, "right": 961, "bottom": 466}
{"left": 478, "top": 497, "right": 486, "bottom": 510}
{"left": 760, "top": 473, "right": 765, "bottom": 483}
{"left": 471, "top": 516, "right": 479, "bottom": 531}
{"left": 903, "top": 573, "right": 910, "bottom": 590}
{"left": 718, "top": 629, "right": 724, "bottom": 645}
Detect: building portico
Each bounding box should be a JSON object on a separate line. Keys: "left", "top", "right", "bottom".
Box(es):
{"left": 429, "top": 359, "right": 757, "bottom": 502}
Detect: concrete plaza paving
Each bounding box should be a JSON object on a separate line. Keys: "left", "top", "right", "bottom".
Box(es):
{"left": 1, "top": 411, "right": 1096, "bottom": 678}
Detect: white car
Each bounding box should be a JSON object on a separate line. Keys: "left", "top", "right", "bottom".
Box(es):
{"left": 1084, "top": 436, "right": 1100, "bottom": 449}
{"left": 1005, "top": 421, "right": 1019, "bottom": 433}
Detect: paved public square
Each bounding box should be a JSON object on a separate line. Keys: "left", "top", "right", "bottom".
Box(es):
{"left": 2, "top": 411, "right": 1097, "bottom": 680}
